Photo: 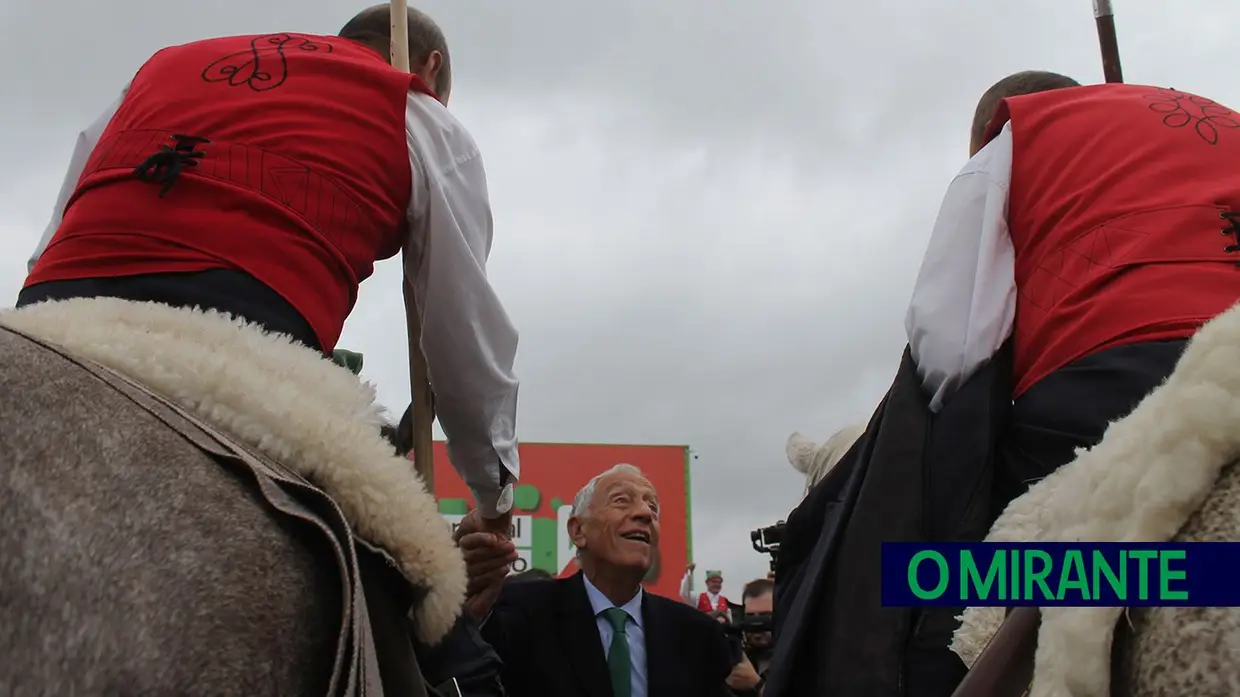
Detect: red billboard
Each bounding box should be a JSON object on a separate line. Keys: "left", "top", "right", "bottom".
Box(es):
{"left": 431, "top": 442, "right": 693, "bottom": 599}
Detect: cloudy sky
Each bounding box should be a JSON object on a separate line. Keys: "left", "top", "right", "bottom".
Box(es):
{"left": 1, "top": 0, "right": 1235, "bottom": 591}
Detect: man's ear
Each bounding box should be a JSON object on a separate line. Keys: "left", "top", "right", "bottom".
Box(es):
{"left": 567, "top": 515, "right": 588, "bottom": 551}
{"left": 416, "top": 50, "right": 444, "bottom": 93}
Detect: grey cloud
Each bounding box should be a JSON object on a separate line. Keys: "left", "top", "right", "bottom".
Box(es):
{"left": 3, "top": 0, "right": 1239, "bottom": 591}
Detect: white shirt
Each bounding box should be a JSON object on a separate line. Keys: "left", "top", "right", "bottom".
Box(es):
{"left": 582, "top": 574, "right": 648, "bottom": 697}
{"left": 27, "top": 85, "right": 521, "bottom": 518}
{"left": 904, "top": 123, "right": 1016, "bottom": 413}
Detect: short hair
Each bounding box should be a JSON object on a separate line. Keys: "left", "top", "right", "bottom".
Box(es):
{"left": 508, "top": 568, "right": 553, "bottom": 583}
{"left": 570, "top": 463, "right": 646, "bottom": 519}
{"left": 970, "top": 71, "right": 1080, "bottom": 150}
{"left": 570, "top": 463, "right": 647, "bottom": 558}
{"left": 742, "top": 578, "right": 774, "bottom": 601}
{"left": 338, "top": 4, "right": 452, "bottom": 95}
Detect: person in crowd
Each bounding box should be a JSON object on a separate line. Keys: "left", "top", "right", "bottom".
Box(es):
{"left": 681, "top": 564, "right": 730, "bottom": 613}
{"left": 739, "top": 579, "right": 774, "bottom": 672}
{"left": 457, "top": 464, "right": 733, "bottom": 697}
{"left": 725, "top": 577, "right": 775, "bottom": 696}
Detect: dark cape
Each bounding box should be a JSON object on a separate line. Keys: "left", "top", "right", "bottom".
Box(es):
{"left": 763, "top": 344, "right": 1014, "bottom": 697}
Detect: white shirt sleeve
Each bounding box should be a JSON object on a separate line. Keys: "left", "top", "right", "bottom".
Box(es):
{"left": 404, "top": 92, "right": 520, "bottom": 519}
{"left": 680, "top": 570, "right": 694, "bottom": 605}
{"left": 904, "top": 123, "right": 1016, "bottom": 413}
{"left": 28, "top": 84, "right": 131, "bottom": 274}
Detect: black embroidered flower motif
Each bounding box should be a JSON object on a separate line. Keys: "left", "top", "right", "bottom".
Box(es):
{"left": 201, "top": 33, "right": 334, "bottom": 92}
{"left": 1222, "top": 211, "right": 1240, "bottom": 266}
{"left": 1144, "top": 87, "right": 1240, "bottom": 145}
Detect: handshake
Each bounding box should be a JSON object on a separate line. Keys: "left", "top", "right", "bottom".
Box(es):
{"left": 453, "top": 509, "right": 521, "bottom": 621}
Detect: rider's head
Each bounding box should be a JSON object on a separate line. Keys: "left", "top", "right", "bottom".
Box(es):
{"left": 969, "top": 71, "right": 1080, "bottom": 157}
{"left": 339, "top": 4, "right": 453, "bottom": 103}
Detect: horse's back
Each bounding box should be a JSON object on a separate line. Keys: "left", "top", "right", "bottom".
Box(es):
{"left": 1112, "top": 461, "right": 1240, "bottom": 697}
{"left": 0, "top": 328, "right": 341, "bottom": 696}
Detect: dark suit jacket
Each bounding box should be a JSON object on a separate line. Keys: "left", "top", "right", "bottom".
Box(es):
{"left": 481, "top": 571, "right": 733, "bottom": 697}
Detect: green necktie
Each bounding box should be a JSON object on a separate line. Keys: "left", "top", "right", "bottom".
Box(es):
{"left": 601, "top": 607, "right": 632, "bottom": 697}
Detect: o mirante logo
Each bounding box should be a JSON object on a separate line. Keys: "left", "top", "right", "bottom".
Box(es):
{"left": 880, "top": 543, "right": 1237, "bottom": 607}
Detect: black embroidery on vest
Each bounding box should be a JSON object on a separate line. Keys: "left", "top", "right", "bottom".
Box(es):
{"left": 1221, "top": 211, "right": 1240, "bottom": 265}
{"left": 1144, "top": 87, "right": 1240, "bottom": 145}
{"left": 132, "top": 134, "right": 210, "bottom": 197}
{"left": 201, "top": 33, "right": 334, "bottom": 92}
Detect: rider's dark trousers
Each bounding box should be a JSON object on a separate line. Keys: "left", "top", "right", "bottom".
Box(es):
{"left": 993, "top": 338, "right": 1190, "bottom": 512}
{"left": 16, "top": 270, "right": 324, "bottom": 354}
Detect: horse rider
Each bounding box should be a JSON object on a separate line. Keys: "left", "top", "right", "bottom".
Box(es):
{"left": 792, "top": 71, "right": 1240, "bottom": 697}
{"left": 907, "top": 71, "right": 1240, "bottom": 506}
{"left": 20, "top": 5, "right": 520, "bottom": 535}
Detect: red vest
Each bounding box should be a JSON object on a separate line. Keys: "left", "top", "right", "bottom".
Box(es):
{"left": 985, "top": 84, "right": 1240, "bottom": 396}
{"left": 26, "top": 33, "right": 437, "bottom": 353}
{"left": 696, "top": 592, "right": 728, "bottom": 613}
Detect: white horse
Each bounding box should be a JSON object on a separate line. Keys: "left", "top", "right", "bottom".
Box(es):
{"left": 785, "top": 422, "right": 866, "bottom": 494}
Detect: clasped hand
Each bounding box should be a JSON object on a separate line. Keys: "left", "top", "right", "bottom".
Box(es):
{"left": 454, "top": 509, "right": 519, "bottom": 621}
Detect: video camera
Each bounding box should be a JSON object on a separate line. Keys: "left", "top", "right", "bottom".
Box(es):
{"left": 750, "top": 520, "right": 785, "bottom": 575}
{"left": 722, "top": 611, "right": 773, "bottom": 636}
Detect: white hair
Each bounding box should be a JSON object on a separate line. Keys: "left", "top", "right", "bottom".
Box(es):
{"left": 570, "top": 463, "right": 645, "bottom": 558}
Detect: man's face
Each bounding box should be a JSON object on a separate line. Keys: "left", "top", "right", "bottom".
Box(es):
{"left": 744, "top": 590, "right": 774, "bottom": 649}
{"left": 706, "top": 576, "right": 723, "bottom": 594}
{"left": 571, "top": 470, "right": 661, "bottom": 573}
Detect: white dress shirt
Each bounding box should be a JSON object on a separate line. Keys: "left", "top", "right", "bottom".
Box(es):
{"left": 904, "top": 123, "right": 1016, "bottom": 413}
{"left": 27, "top": 86, "right": 521, "bottom": 517}
{"left": 583, "top": 574, "right": 648, "bottom": 697}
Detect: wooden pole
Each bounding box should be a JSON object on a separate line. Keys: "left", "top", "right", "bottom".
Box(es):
{"left": 1094, "top": 0, "right": 1124, "bottom": 83}
{"left": 392, "top": 0, "right": 436, "bottom": 491}
{"left": 390, "top": 0, "right": 410, "bottom": 71}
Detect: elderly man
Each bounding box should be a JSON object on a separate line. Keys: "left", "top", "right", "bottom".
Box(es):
{"left": 20, "top": 5, "right": 520, "bottom": 529}
{"left": 458, "top": 464, "right": 732, "bottom": 697}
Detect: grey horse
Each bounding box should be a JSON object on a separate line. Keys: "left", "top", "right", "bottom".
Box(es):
{"left": 952, "top": 300, "right": 1240, "bottom": 697}
{"left": 0, "top": 297, "right": 466, "bottom": 696}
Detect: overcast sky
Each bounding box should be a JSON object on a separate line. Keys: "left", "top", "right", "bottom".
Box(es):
{"left": 1, "top": 0, "right": 1235, "bottom": 593}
